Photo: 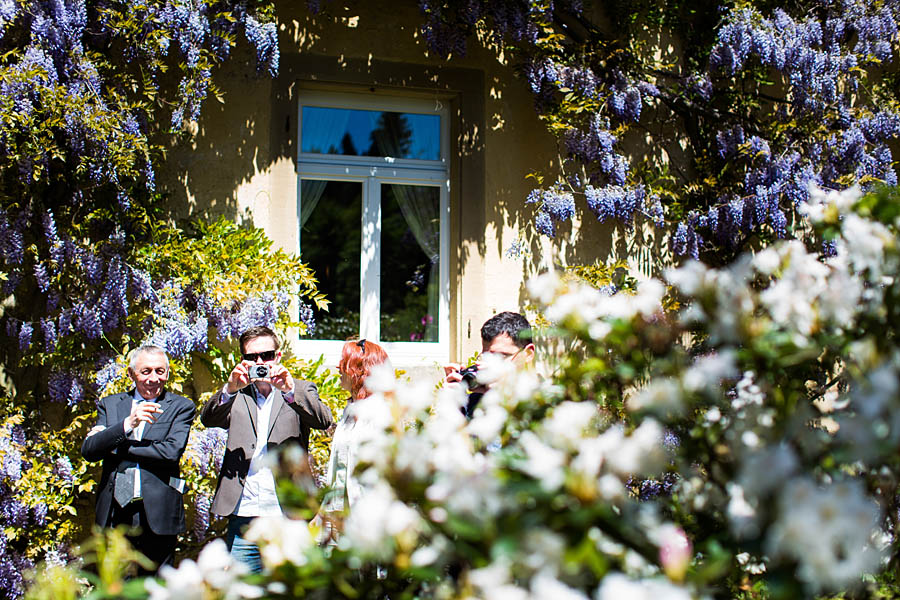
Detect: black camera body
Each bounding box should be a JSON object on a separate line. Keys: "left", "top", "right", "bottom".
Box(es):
{"left": 459, "top": 365, "right": 480, "bottom": 391}
{"left": 248, "top": 364, "right": 270, "bottom": 380}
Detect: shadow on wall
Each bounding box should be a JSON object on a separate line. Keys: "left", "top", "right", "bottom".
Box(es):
{"left": 158, "top": 2, "right": 495, "bottom": 284}
{"left": 158, "top": 2, "right": 677, "bottom": 304}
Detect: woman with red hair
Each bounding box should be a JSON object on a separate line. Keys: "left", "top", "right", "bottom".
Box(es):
{"left": 318, "top": 339, "right": 390, "bottom": 540}
{"left": 336, "top": 338, "right": 389, "bottom": 401}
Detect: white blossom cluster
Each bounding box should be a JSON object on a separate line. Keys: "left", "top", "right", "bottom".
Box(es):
{"left": 145, "top": 540, "right": 264, "bottom": 600}
{"left": 766, "top": 478, "right": 882, "bottom": 591}
{"left": 147, "top": 184, "right": 900, "bottom": 598}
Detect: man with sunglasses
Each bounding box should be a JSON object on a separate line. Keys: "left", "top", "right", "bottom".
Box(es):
{"left": 200, "top": 326, "right": 333, "bottom": 572}
{"left": 444, "top": 311, "right": 536, "bottom": 419}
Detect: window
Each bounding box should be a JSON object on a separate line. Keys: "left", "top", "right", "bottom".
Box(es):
{"left": 297, "top": 91, "right": 450, "bottom": 365}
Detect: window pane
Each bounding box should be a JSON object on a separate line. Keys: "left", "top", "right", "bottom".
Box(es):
{"left": 301, "top": 106, "right": 440, "bottom": 160}
{"left": 300, "top": 179, "right": 361, "bottom": 340}
{"left": 380, "top": 184, "right": 440, "bottom": 342}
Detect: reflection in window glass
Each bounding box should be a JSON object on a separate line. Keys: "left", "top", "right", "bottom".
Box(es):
{"left": 299, "top": 179, "right": 361, "bottom": 340}
{"left": 380, "top": 184, "right": 440, "bottom": 343}
{"left": 301, "top": 106, "right": 440, "bottom": 160}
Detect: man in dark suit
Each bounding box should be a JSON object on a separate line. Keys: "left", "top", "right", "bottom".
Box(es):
{"left": 201, "top": 326, "right": 333, "bottom": 572}
{"left": 81, "top": 345, "right": 195, "bottom": 572}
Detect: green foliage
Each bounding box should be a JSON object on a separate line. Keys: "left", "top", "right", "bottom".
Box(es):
{"left": 0, "top": 405, "right": 94, "bottom": 563}
{"left": 136, "top": 218, "right": 329, "bottom": 317}
{"left": 564, "top": 259, "right": 637, "bottom": 293}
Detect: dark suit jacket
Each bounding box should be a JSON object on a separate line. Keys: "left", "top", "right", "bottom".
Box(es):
{"left": 81, "top": 389, "right": 195, "bottom": 536}
{"left": 200, "top": 378, "right": 333, "bottom": 517}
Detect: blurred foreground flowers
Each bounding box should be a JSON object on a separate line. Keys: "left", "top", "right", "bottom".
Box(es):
{"left": 29, "top": 185, "right": 900, "bottom": 598}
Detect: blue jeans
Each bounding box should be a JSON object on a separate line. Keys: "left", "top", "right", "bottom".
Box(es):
{"left": 225, "top": 516, "right": 262, "bottom": 574}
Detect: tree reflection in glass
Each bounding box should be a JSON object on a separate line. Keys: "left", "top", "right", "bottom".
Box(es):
{"left": 299, "top": 179, "right": 361, "bottom": 340}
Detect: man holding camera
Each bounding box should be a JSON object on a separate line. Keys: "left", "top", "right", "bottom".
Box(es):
{"left": 444, "top": 311, "right": 536, "bottom": 418}
{"left": 201, "top": 326, "right": 333, "bottom": 572}
{"left": 81, "top": 345, "right": 195, "bottom": 574}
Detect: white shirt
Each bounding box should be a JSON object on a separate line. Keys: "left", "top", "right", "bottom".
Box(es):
{"left": 123, "top": 392, "right": 157, "bottom": 500}
{"left": 232, "top": 384, "right": 283, "bottom": 517}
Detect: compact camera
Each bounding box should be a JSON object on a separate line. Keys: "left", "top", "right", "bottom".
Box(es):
{"left": 248, "top": 364, "right": 270, "bottom": 380}
{"left": 458, "top": 365, "right": 480, "bottom": 391}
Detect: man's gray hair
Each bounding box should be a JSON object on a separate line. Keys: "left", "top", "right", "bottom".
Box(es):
{"left": 128, "top": 345, "right": 170, "bottom": 371}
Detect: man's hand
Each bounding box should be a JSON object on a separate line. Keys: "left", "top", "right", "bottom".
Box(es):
{"left": 444, "top": 363, "right": 487, "bottom": 394}
{"left": 87, "top": 425, "right": 105, "bottom": 437}
{"left": 443, "top": 363, "right": 464, "bottom": 390}
{"left": 226, "top": 361, "right": 251, "bottom": 394}
{"left": 127, "top": 402, "right": 161, "bottom": 430}
{"left": 268, "top": 364, "right": 295, "bottom": 395}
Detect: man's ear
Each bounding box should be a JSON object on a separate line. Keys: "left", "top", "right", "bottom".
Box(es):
{"left": 522, "top": 343, "right": 536, "bottom": 362}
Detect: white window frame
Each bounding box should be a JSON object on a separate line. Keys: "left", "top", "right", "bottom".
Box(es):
{"left": 297, "top": 90, "right": 450, "bottom": 366}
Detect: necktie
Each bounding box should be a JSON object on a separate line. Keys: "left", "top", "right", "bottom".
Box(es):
{"left": 114, "top": 467, "right": 139, "bottom": 506}
{"left": 114, "top": 398, "right": 146, "bottom": 506}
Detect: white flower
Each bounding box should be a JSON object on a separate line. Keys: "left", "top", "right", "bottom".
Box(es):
{"left": 736, "top": 552, "right": 767, "bottom": 574}
{"left": 476, "top": 352, "right": 517, "bottom": 388}
{"left": 353, "top": 394, "right": 393, "bottom": 431}
{"left": 733, "top": 372, "right": 764, "bottom": 410}
{"left": 342, "top": 483, "right": 421, "bottom": 558}
{"left": 393, "top": 380, "right": 435, "bottom": 415}
{"left": 632, "top": 279, "right": 665, "bottom": 317}
{"left": 542, "top": 401, "right": 597, "bottom": 450}
{"left": 530, "top": 570, "right": 590, "bottom": 600}
{"left": 800, "top": 184, "right": 861, "bottom": 223}
{"left": 508, "top": 370, "right": 545, "bottom": 404}
{"left": 595, "top": 572, "right": 692, "bottom": 600}
{"left": 628, "top": 378, "right": 683, "bottom": 415}
{"left": 244, "top": 516, "right": 313, "bottom": 569}
{"left": 147, "top": 560, "right": 204, "bottom": 600}
{"left": 766, "top": 478, "right": 883, "bottom": 591}
{"left": 544, "top": 284, "right": 605, "bottom": 325}
{"left": 597, "top": 473, "right": 626, "bottom": 501}
{"left": 738, "top": 444, "right": 798, "bottom": 499}
{"left": 364, "top": 362, "right": 396, "bottom": 394}
{"left": 571, "top": 437, "right": 605, "bottom": 480}
{"left": 665, "top": 260, "right": 712, "bottom": 296}
{"left": 425, "top": 424, "right": 477, "bottom": 474}
{"left": 468, "top": 561, "right": 530, "bottom": 600}
{"left": 432, "top": 386, "right": 469, "bottom": 428}
{"left": 600, "top": 419, "right": 666, "bottom": 477}
{"left": 527, "top": 270, "right": 563, "bottom": 306}
{"left": 522, "top": 530, "right": 566, "bottom": 574}
{"left": 752, "top": 247, "right": 781, "bottom": 275}
{"left": 682, "top": 351, "right": 737, "bottom": 393}
{"left": 426, "top": 461, "right": 506, "bottom": 521}
{"left": 467, "top": 402, "right": 508, "bottom": 442}
{"left": 726, "top": 483, "right": 757, "bottom": 536}
{"left": 197, "top": 538, "right": 246, "bottom": 589}
{"left": 517, "top": 431, "right": 566, "bottom": 490}
{"left": 145, "top": 539, "right": 260, "bottom": 600}
{"left": 410, "top": 544, "right": 440, "bottom": 567}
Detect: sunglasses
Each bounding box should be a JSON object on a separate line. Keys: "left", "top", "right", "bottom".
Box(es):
{"left": 356, "top": 339, "right": 366, "bottom": 352}
{"left": 242, "top": 350, "right": 277, "bottom": 362}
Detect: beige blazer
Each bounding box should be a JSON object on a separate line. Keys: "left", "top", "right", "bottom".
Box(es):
{"left": 200, "top": 378, "right": 333, "bottom": 517}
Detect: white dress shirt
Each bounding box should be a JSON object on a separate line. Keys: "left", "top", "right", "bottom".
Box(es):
{"left": 123, "top": 392, "right": 158, "bottom": 500}
{"left": 231, "top": 384, "right": 283, "bottom": 517}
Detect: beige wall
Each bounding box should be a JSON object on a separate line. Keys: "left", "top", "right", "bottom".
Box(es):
{"left": 159, "top": 2, "right": 624, "bottom": 367}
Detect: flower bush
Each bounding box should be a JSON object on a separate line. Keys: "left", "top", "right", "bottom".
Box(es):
{"left": 35, "top": 184, "right": 900, "bottom": 599}
{"left": 6, "top": 1, "right": 900, "bottom": 598}
{"left": 416, "top": 0, "right": 900, "bottom": 260}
